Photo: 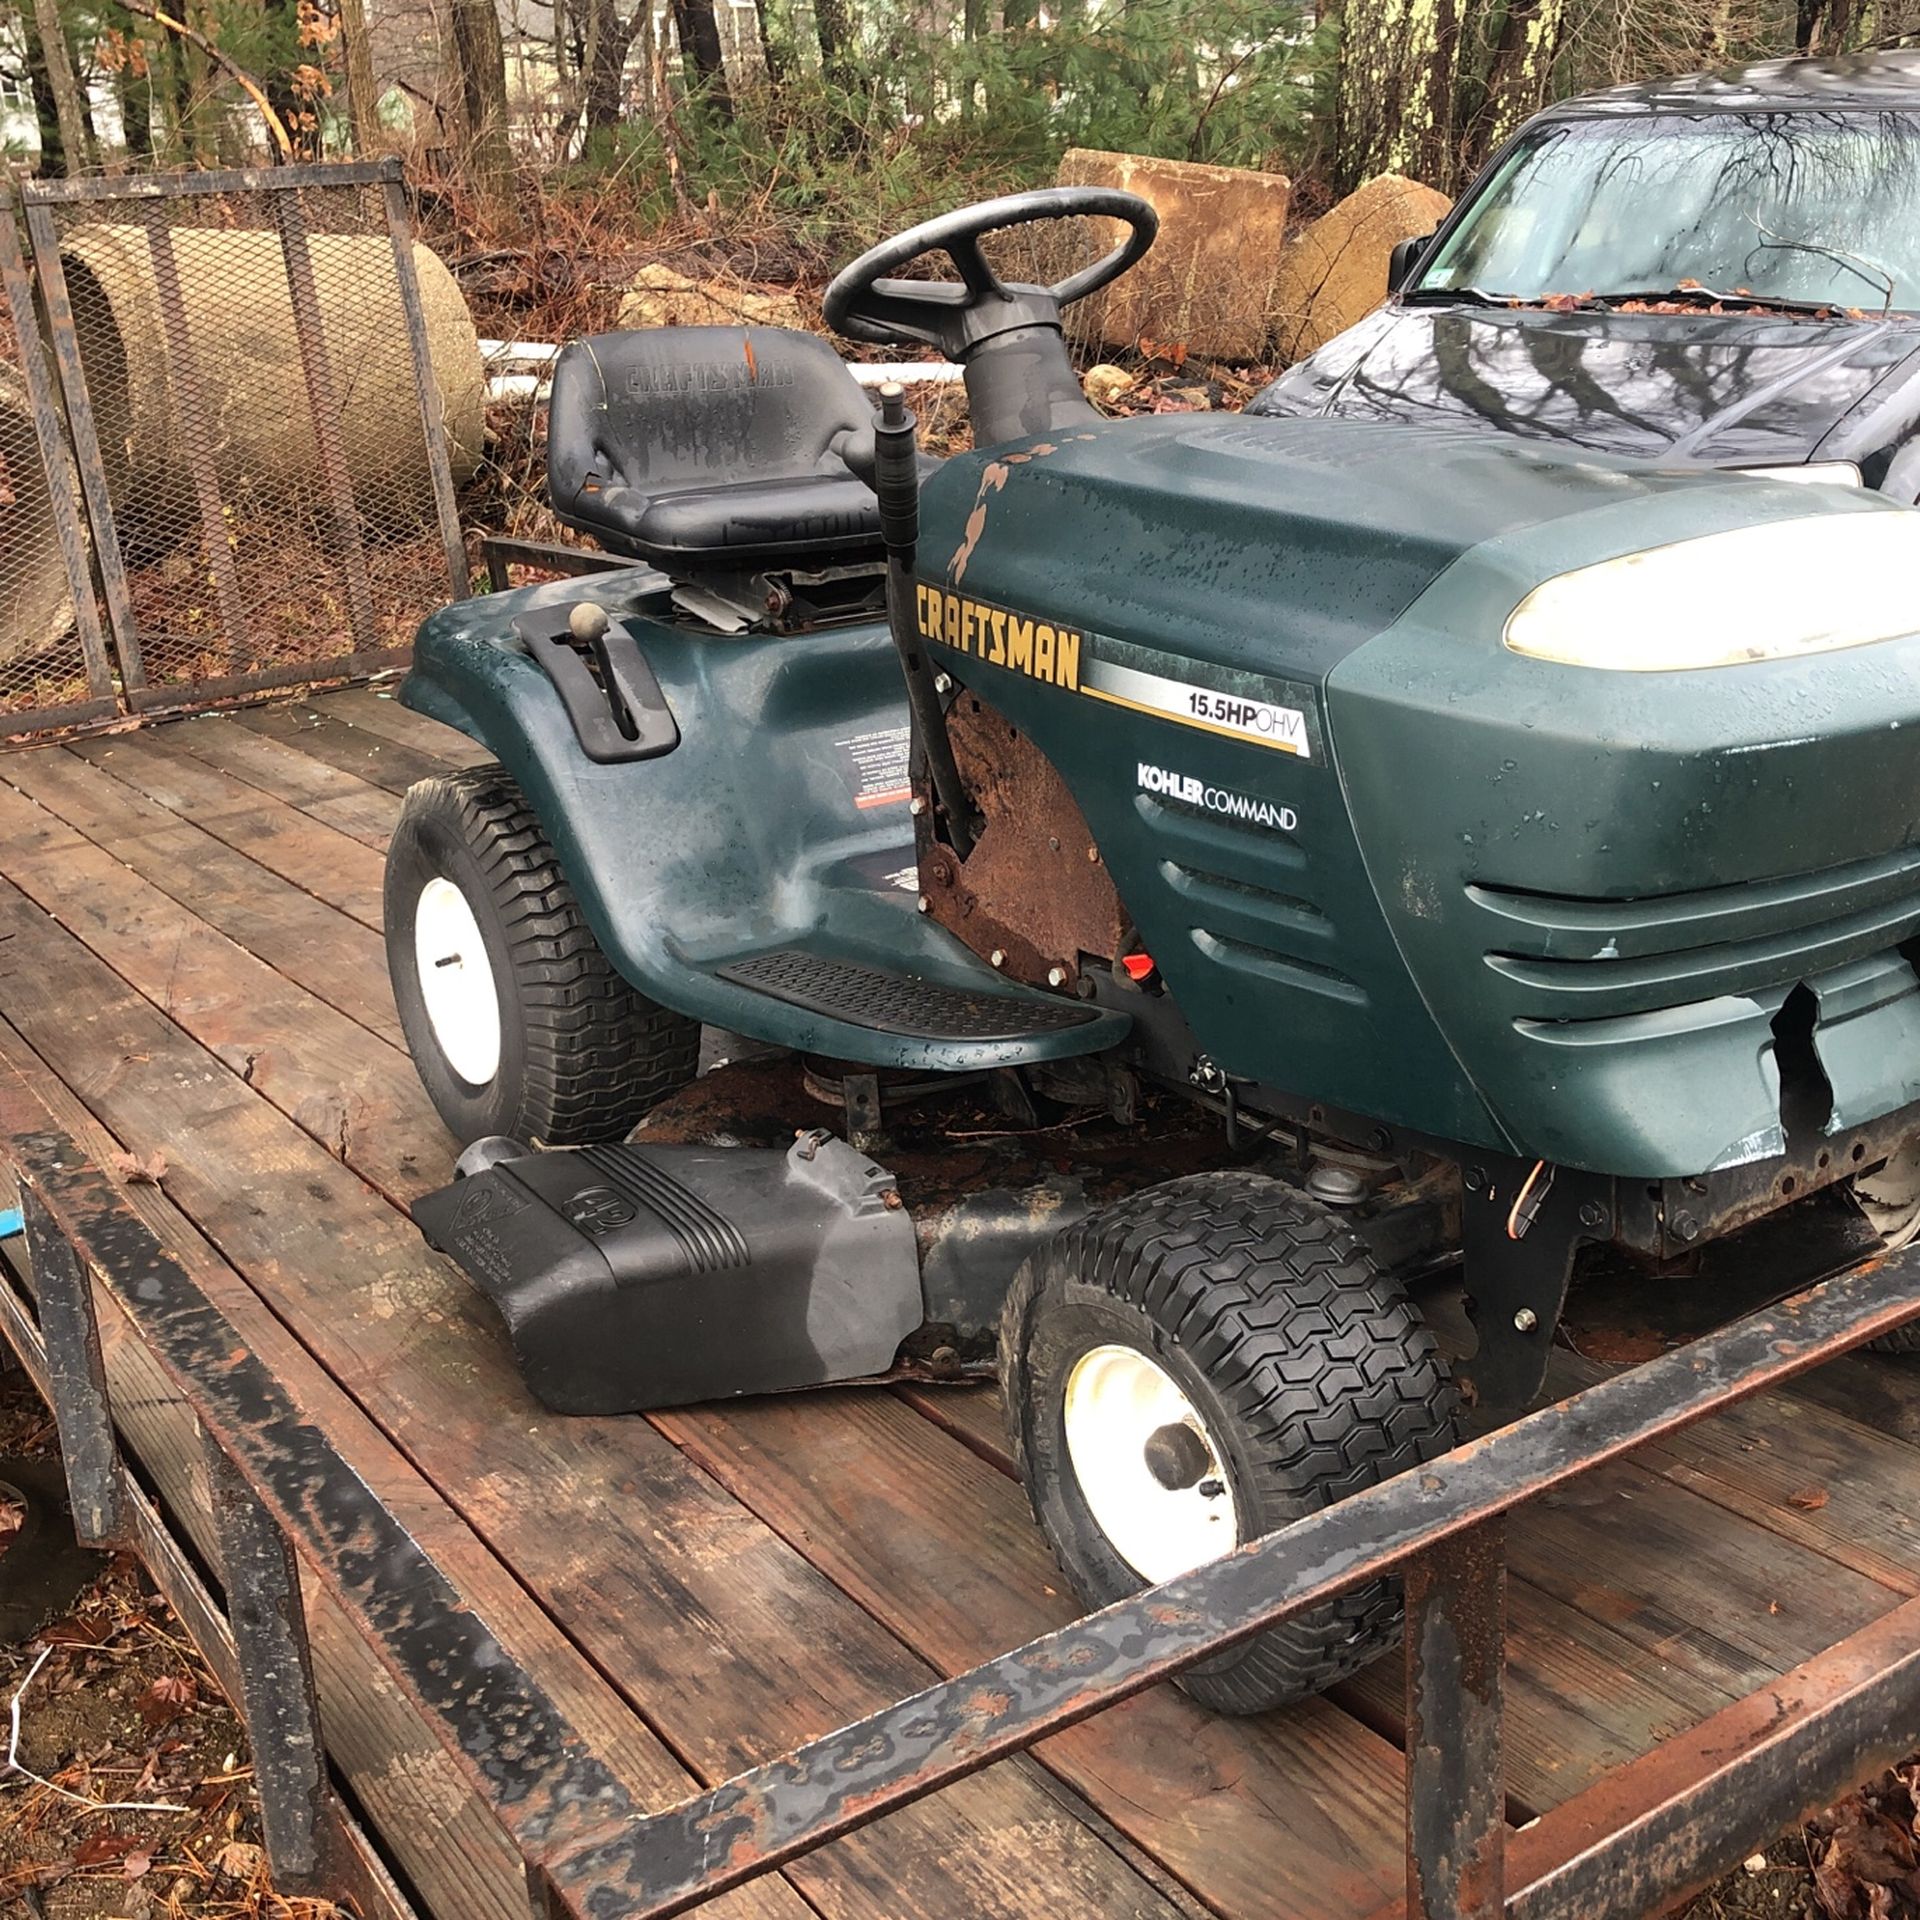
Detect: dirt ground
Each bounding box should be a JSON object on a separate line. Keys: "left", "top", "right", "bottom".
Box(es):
{"left": 1, "top": 1357, "right": 1917, "bottom": 1920}
{"left": 0, "top": 1371, "right": 344, "bottom": 1920}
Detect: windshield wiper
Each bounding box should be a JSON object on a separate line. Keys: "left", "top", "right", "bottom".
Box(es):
{"left": 1586, "top": 284, "right": 1861, "bottom": 317}
{"left": 1401, "top": 284, "right": 1513, "bottom": 307}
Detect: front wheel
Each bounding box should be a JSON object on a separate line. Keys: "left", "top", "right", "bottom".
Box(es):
{"left": 999, "top": 1173, "right": 1458, "bottom": 1714}
{"left": 385, "top": 767, "right": 698, "bottom": 1146}
{"left": 1857, "top": 1143, "right": 1920, "bottom": 1354}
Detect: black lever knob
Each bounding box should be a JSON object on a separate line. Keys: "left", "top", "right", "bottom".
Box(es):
{"left": 873, "top": 380, "right": 920, "bottom": 554}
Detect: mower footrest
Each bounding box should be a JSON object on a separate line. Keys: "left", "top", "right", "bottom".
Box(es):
{"left": 413, "top": 1133, "right": 923, "bottom": 1413}
{"left": 713, "top": 947, "right": 1109, "bottom": 1043}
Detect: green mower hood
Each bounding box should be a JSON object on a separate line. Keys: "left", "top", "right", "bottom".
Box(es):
{"left": 913, "top": 414, "right": 1920, "bottom": 1177}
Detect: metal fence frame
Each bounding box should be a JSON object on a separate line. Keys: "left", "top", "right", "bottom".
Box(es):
{"left": 0, "top": 158, "right": 466, "bottom": 738}
{"left": 3, "top": 1068, "right": 1920, "bottom": 1920}
{"left": 0, "top": 201, "right": 119, "bottom": 736}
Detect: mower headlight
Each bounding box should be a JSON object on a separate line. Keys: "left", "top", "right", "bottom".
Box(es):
{"left": 1503, "top": 510, "right": 1920, "bottom": 671}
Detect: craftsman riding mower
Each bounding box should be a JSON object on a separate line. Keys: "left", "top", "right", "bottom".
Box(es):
{"left": 389, "top": 188, "right": 1920, "bottom": 1714}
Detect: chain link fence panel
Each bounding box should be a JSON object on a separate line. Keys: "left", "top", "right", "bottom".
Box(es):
{"left": 3, "top": 159, "right": 471, "bottom": 736}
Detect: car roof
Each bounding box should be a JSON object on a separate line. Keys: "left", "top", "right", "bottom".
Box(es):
{"left": 1541, "top": 47, "right": 1920, "bottom": 117}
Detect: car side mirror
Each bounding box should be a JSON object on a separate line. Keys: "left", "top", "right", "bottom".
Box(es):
{"left": 1387, "top": 232, "right": 1435, "bottom": 295}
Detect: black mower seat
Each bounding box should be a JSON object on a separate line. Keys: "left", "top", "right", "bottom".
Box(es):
{"left": 547, "top": 325, "right": 892, "bottom": 571}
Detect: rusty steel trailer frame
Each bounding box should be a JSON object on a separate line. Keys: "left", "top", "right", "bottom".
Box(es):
{"left": 2, "top": 1080, "right": 1920, "bottom": 1920}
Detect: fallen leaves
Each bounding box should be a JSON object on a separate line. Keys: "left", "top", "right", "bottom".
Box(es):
{"left": 137, "top": 1673, "right": 197, "bottom": 1728}
{"left": 212, "top": 1840, "right": 267, "bottom": 1882}
{"left": 1807, "top": 1768, "right": 1920, "bottom": 1919}
{"left": 0, "top": 1546, "right": 297, "bottom": 1919}
{"left": 72, "top": 1828, "right": 147, "bottom": 1869}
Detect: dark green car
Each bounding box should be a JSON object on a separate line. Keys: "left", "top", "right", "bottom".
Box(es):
{"left": 1257, "top": 51, "right": 1920, "bottom": 493}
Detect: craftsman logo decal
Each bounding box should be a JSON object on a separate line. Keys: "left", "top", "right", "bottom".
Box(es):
{"left": 1137, "top": 764, "right": 1297, "bottom": 831}
{"left": 915, "top": 588, "right": 1324, "bottom": 760}
{"left": 914, "top": 585, "right": 1083, "bottom": 689}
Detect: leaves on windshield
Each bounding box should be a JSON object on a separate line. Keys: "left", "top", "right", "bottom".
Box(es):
{"left": 1516, "top": 278, "right": 1868, "bottom": 320}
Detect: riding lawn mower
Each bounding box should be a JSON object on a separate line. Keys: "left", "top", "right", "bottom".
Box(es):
{"left": 389, "top": 188, "right": 1920, "bottom": 1715}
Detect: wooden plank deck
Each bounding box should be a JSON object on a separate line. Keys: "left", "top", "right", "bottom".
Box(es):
{"left": 3, "top": 686, "right": 1919, "bottom": 1920}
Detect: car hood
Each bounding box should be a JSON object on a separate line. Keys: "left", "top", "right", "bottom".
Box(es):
{"left": 1251, "top": 304, "right": 1920, "bottom": 468}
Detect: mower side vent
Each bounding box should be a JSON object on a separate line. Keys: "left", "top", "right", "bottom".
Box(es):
{"left": 714, "top": 948, "right": 1104, "bottom": 1040}
{"left": 576, "top": 1143, "right": 751, "bottom": 1273}
{"left": 1471, "top": 845, "right": 1920, "bottom": 1022}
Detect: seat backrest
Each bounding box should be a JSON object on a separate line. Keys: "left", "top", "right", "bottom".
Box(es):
{"left": 548, "top": 325, "right": 873, "bottom": 526}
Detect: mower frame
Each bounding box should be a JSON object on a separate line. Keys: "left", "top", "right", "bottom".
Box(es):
{"left": 6, "top": 1069, "right": 1920, "bottom": 1920}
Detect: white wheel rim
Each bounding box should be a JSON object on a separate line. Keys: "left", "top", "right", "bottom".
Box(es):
{"left": 1063, "top": 1343, "right": 1242, "bottom": 1584}
{"left": 413, "top": 876, "right": 502, "bottom": 1087}
{"left": 1860, "top": 1141, "right": 1920, "bottom": 1249}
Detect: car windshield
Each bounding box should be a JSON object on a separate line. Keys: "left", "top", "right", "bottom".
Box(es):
{"left": 1412, "top": 110, "right": 1920, "bottom": 311}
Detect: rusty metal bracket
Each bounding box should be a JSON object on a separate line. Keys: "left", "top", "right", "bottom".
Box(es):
{"left": 20, "top": 1186, "right": 126, "bottom": 1548}
{"left": 204, "top": 1433, "right": 341, "bottom": 1893}
{"left": 1406, "top": 1521, "right": 1507, "bottom": 1920}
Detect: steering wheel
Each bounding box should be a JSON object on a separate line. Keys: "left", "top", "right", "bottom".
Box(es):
{"left": 823, "top": 187, "right": 1158, "bottom": 357}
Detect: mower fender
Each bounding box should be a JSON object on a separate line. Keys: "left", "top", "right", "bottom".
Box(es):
{"left": 402, "top": 575, "right": 1125, "bottom": 1071}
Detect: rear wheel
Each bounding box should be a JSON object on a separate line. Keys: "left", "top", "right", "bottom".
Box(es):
{"left": 386, "top": 767, "right": 698, "bottom": 1146}
{"left": 1000, "top": 1172, "right": 1458, "bottom": 1714}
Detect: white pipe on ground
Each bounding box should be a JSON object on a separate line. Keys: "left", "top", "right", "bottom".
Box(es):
{"left": 479, "top": 339, "right": 965, "bottom": 404}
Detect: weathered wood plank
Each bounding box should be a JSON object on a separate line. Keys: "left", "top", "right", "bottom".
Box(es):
{"left": 66, "top": 731, "right": 387, "bottom": 928}
{"left": 0, "top": 783, "right": 447, "bottom": 1198}
{"left": 159, "top": 713, "right": 403, "bottom": 847}
{"left": 0, "top": 871, "right": 1212, "bottom": 1920}
{"left": 1509, "top": 1458, "right": 1900, "bottom": 1696}
{"left": 0, "top": 747, "right": 403, "bottom": 1049}
{"left": 307, "top": 685, "right": 495, "bottom": 768}
{"left": 1787, "top": 1347, "right": 1920, "bottom": 1448}
{"left": 233, "top": 700, "right": 456, "bottom": 796}
{"left": 1552, "top": 1351, "right": 1920, "bottom": 1598}
{"left": 663, "top": 1388, "right": 1409, "bottom": 1920}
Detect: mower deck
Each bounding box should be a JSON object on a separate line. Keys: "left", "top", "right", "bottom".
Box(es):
{"left": 2, "top": 689, "right": 1919, "bottom": 1920}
